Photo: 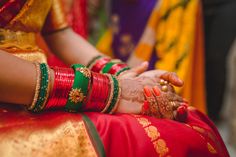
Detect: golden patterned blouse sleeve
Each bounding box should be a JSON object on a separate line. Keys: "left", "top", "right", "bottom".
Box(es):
{"left": 42, "top": 0, "right": 69, "bottom": 34}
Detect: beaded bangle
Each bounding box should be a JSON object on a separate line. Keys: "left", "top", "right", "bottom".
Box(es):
{"left": 28, "top": 62, "right": 41, "bottom": 110}
{"left": 102, "top": 75, "right": 121, "bottom": 113}
{"left": 101, "top": 74, "right": 114, "bottom": 113}
{"left": 101, "top": 60, "right": 122, "bottom": 74}
{"left": 91, "top": 57, "right": 111, "bottom": 73}
{"left": 115, "top": 67, "right": 130, "bottom": 76}
{"left": 28, "top": 63, "right": 50, "bottom": 112}
{"left": 88, "top": 55, "right": 130, "bottom": 76}
{"left": 65, "top": 64, "right": 91, "bottom": 112}
{"left": 87, "top": 55, "right": 103, "bottom": 68}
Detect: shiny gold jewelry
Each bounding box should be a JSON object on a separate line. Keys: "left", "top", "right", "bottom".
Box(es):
{"left": 159, "top": 79, "right": 165, "bottom": 85}
{"left": 69, "top": 88, "right": 85, "bottom": 104}
{"left": 110, "top": 81, "right": 121, "bottom": 114}
{"left": 161, "top": 85, "right": 168, "bottom": 92}
{"left": 102, "top": 75, "right": 114, "bottom": 113}
{"left": 28, "top": 62, "right": 41, "bottom": 110}
{"left": 76, "top": 67, "right": 91, "bottom": 78}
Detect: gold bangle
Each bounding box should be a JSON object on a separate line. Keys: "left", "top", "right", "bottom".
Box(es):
{"left": 101, "top": 74, "right": 114, "bottom": 113}
{"left": 28, "top": 62, "right": 41, "bottom": 110}
{"left": 110, "top": 79, "right": 121, "bottom": 114}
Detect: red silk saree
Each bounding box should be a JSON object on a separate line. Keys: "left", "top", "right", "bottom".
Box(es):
{"left": 0, "top": 0, "right": 229, "bottom": 156}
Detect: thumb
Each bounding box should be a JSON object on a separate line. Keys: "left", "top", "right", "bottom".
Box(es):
{"left": 125, "top": 62, "right": 149, "bottom": 78}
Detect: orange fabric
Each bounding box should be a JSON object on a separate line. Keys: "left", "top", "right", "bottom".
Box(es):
{"left": 182, "top": 3, "right": 206, "bottom": 113}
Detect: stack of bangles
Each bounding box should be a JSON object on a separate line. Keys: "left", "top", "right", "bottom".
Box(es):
{"left": 87, "top": 55, "right": 130, "bottom": 76}
{"left": 27, "top": 62, "right": 121, "bottom": 113}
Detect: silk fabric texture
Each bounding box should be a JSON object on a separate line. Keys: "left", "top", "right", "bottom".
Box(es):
{"left": 0, "top": 0, "right": 229, "bottom": 156}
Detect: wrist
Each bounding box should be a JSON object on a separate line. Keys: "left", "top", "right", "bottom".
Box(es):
{"left": 87, "top": 55, "right": 130, "bottom": 76}
{"left": 28, "top": 63, "right": 121, "bottom": 114}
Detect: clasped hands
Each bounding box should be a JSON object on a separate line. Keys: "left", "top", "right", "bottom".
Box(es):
{"left": 116, "top": 62, "right": 188, "bottom": 121}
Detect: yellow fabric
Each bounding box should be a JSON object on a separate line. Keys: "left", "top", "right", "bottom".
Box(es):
{"left": 97, "top": 0, "right": 206, "bottom": 113}
{"left": 96, "top": 29, "right": 113, "bottom": 57}
{"left": 6, "top": 0, "right": 52, "bottom": 32}
{"left": 0, "top": 0, "right": 68, "bottom": 63}
{"left": 136, "top": 0, "right": 206, "bottom": 113}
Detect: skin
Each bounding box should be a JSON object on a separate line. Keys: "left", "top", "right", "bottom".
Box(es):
{"left": 0, "top": 28, "right": 184, "bottom": 116}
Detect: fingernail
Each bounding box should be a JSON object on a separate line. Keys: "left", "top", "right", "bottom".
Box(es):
{"left": 178, "top": 78, "right": 184, "bottom": 84}
{"left": 153, "top": 86, "right": 161, "bottom": 96}
{"left": 142, "top": 100, "right": 150, "bottom": 111}
{"left": 176, "top": 106, "right": 188, "bottom": 122}
{"left": 144, "top": 86, "right": 152, "bottom": 97}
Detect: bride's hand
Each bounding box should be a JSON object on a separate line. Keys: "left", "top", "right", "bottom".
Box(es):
{"left": 115, "top": 62, "right": 187, "bottom": 120}
{"left": 120, "top": 62, "right": 184, "bottom": 87}
{"left": 116, "top": 75, "right": 186, "bottom": 119}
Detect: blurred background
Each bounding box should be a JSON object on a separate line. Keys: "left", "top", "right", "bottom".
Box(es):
{"left": 50, "top": 0, "right": 236, "bottom": 155}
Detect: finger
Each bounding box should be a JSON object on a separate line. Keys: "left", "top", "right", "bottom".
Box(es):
{"left": 175, "top": 105, "right": 188, "bottom": 122}
{"left": 171, "top": 94, "right": 184, "bottom": 102}
{"left": 160, "top": 72, "right": 184, "bottom": 87}
{"left": 144, "top": 86, "right": 162, "bottom": 118}
{"left": 171, "top": 101, "right": 181, "bottom": 110}
{"left": 125, "top": 62, "right": 149, "bottom": 78}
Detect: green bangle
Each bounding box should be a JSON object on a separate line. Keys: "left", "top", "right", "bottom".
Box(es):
{"left": 105, "top": 75, "right": 120, "bottom": 113}
{"left": 101, "top": 60, "right": 122, "bottom": 74}
{"left": 87, "top": 55, "right": 103, "bottom": 69}
{"left": 115, "top": 67, "right": 131, "bottom": 76}
{"left": 65, "top": 64, "right": 91, "bottom": 112}
{"left": 31, "top": 63, "right": 50, "bottom": 112}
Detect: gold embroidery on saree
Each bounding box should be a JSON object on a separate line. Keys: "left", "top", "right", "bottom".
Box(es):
{"left": 187, "top": 124, "right": 218, "bottom": 155}
{"left": 207, "top": 142, "right": 217, "bottom": 154}
{"left": 133, "top": 115, "right": 170, "bottom": 157}
{"left": 0, "top": 120, "right": 97, "bottom": 157}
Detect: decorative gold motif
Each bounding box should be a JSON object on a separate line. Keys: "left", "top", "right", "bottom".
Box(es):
{"left": 207, "top": 142, "right": 217, "bottom": 154}
{"left": 154, "top": 139, "right": 169, "bottom": 157}
{"left": 13, "top": 52, "right": 47, "bottom": 63}
{"left": 0, "top": 120, "right": 98, "bottom": 157}
{"left": 188, "top": 124, "right": 219, "bottom": 155}
{"left": 69, "top": 88, "right": 84, "bottom": 104}
{"left": 76, "top": 68, "right": 91, "bottom": 78}
{"left": 192, "top": 126, "right": 205, "bottom": 134}
{"left": 133, "top": 115, "right": 170, "bottom": 156}
{"left": 136, "top": 117, "right": 151, "bottom": 127}
{"left": 145, "top": 126, "right": 160, "bottom": 141}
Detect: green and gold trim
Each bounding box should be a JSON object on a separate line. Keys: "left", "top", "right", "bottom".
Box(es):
{"left": 65, "top": 64, "right": 91, "bottom": 112}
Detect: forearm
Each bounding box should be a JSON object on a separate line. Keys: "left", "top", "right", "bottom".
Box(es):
{"left": 0, "top": 51, "right": 121, "bottom": 113}
{"left": 0, "top": 50, "right": 54, "bottom": 105}
{"left": 44, "top": 28, "right": 103, "bottom": 66}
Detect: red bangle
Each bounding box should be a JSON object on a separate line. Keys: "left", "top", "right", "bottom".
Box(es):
{"left": 84, "top": 72, "right": 110, "bottom": 112}
{"left": 45, "top": 67, "right": 74, "bottom": 109}
{"left": 108, "top": 63, "right": 128, "bottom": 75}
{"left": 91, "top": 57, "right": 111, "bottom": 72}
